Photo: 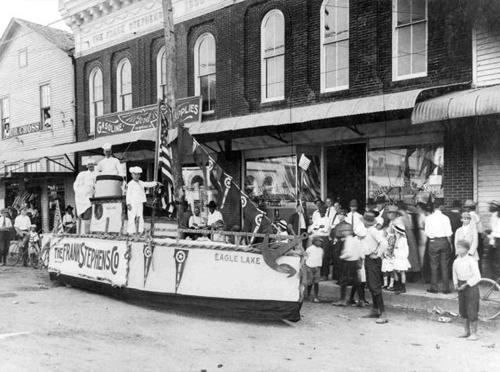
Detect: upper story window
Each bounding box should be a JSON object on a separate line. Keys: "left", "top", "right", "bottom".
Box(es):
{"left": 157, "top": 46, "right": 167, "bottom": 100}
{"left": 40, "top": 84, "right": 51, "bottom": 129}
{"left": 116, "top": 58, "right": 132, "bottom": 112}
{"left": 89, "top": 67, "right": 103, "bottom": 135}
{"left": 261, "top": 10, "right": 285, "bottom": 102}
{"left": 0, "top": 97, "right": 9, "bottom": 139}
{"left": 18, "top": 48, "right": 27, "bottom": 68}
{"left": 194, "top": 33, "right": 216, "bottom": 113}
{"left": 393, "top": 0, "right": 427, "bottom": 80}
{"left": 321, "top": 0, "right": 349, "bottom": 92}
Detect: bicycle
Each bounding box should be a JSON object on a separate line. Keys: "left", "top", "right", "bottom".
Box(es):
{"left": 6, "top": 240, "right": 28, "bottom": 266}
{"left": 477, "top": 277, "right": 500, "bottom": 321}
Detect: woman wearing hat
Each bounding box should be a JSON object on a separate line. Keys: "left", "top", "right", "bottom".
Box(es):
{"left": 0, "top": 209, "right": 12, "bottom": 265}
{"left": 455, "top": 212, "right": 479, "bottom": 261}
{"left": 126, "top": 167, "right": 160, "bottom": 235}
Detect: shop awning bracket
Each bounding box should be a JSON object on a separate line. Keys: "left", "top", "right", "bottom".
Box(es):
{"left": 266, "top": 131, "right": 288, "bottom": 144}
{"left": 345, "top": 124, "right": 365, "bottom": 136}
{"left": 64, "top": 154, "right": 75, "bottom": 170}
{"left": 44, "top": 157, "right": 75, "bottom": 172}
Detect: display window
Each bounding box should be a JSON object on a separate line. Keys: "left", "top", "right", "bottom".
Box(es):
{"left": 367, "top": 145, "right": 444, "bottom": 203}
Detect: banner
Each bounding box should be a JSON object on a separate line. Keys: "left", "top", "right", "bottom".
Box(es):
{"left": 95, "top": 104, "right": 158, "bottom": 138}
{"left": 49, "top": 237, "right": 129, "bottom": 286}
{"left": 175, "top": 96, "right": 202, "bottom": 126}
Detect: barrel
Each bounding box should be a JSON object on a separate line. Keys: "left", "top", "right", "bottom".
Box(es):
{"left": 95, "top": 175, "right": 123, "bottom": 198}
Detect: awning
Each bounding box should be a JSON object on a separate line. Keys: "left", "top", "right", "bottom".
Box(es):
{"left": 188, "top": 89, "right": 426, "bottom": 135}
{"left": 0, "top": 128, "right": 156, "bottom": 165}
{"left": 412, "top": 84, "right": 500, "bottom": 124}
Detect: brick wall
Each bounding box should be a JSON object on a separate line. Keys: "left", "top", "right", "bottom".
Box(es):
{"left": 443, "top": 120, "right": 474, "bottom": 206}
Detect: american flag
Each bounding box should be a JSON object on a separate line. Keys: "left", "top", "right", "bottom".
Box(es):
{"left": 158, "top": 103, "right": 175, "bottom": 203}
{"left": 52, "top": 199, "right": 64, "bottom": 234}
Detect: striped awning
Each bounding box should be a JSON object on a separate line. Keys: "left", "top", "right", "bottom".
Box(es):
{"left": 412, "top": 84, "right": 500, "bottom": 124}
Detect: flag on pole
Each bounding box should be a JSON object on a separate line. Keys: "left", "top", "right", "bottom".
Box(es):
{"left": 52, "top": 199, "right": 64, "bottom": 234}
{"left": 158, "top": 104, "right": 175, "bottom": 204}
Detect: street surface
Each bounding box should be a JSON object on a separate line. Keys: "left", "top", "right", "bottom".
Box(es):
{"left": 0, "top": 267, "right": 499, "bottom": 372}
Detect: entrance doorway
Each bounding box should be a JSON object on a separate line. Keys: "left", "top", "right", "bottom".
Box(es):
{"left": 326, "top": 143, "right": 366, "bottom": 210}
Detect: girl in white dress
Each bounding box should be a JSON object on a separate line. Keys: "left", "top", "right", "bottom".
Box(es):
{"left": 393, "top": 221, "right": 411, "bottom": 293}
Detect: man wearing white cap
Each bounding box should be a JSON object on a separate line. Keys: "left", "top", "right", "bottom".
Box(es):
{"left": 97, "top": 143, "right": 125, "bottom": 177}
{"left": 126, "top": 166, "right": 160, "bottom": 234}
{"left": 73, "top": 159, "right": 97, "bottom": 233}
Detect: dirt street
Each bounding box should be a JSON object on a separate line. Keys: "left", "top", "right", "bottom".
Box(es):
{"left": 0, "top": 266, "right": 499, "bottom": 372}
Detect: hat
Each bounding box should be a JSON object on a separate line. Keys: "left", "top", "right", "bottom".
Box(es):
{"left": 349, "top": 199, "right": 358, "bottom": 208}
{"left": 393, "top": 221, "right": 406, "bottom": 234}
{"left": 386, "top": 205, "right": 399, "bottom": 214}
{"left": 277, "top": 219, "right": 288, "bottom": 231}
{"left": 335, "top": 221, "right": 353, "bottom": 237}
{"left": 375, "top": 196, "right": 387, "bottom": 204}
{"left": 85, "top": 158, "right": 97, "bottom": 166}
{"left": 129, "top": 166, "right": 142, "bottom": 174}
{"left": 362, "top": 211, "right": 377, "bottom": 226}
{"left": 464, "top": 200, "right": 476, "bottom": 208}
{"left": 102, "top": 143, "right": 112, "bottom": 151}
{"left": 207, "top": 200, "right": 217, "bottom": 209}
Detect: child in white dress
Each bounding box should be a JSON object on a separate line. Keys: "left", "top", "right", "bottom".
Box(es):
{"left": 393, "top": 221, "right": 411, "bottom": 293}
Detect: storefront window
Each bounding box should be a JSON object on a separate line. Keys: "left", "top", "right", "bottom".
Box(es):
{"left": 367, "top": 145, "right": 444, "bottom": 203}
{"left": 182, "top": 166, "right": 219, "bottom": 215}
{"left": 245, "top": 155, "right": 297, "bottom": 212}
{"left": 298, "top": 153, "right": 321, "bottom": 203}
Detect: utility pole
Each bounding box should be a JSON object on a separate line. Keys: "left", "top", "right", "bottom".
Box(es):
{"left": 161, "top": 0, "right": 184, "bottom": 200}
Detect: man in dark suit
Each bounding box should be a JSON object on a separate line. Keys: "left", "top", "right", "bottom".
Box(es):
{"left": 287, "top": 201, "right": 309, "bottom": 249}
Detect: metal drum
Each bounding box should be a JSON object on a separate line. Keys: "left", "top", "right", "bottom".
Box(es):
{"left": 94, "top": 175, "right": 123, "bottom": 198}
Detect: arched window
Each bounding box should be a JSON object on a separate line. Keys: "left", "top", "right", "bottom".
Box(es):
{"left": 116, "top": 58, "right": 132, "bottom": 112}
{"left": 157, "top": 46, "right": 167, "bottom": 100}
{"left": 261, "top": 10, "right": 285, "bottom": 102}
{"left": 89, "top": 67, "right": 103, "bottom": 135}
{"left": 321, "top": 0, "right": 349, "bottom": 92}
{"left": 194, "top": 33, "right": 216, "bottom": 113}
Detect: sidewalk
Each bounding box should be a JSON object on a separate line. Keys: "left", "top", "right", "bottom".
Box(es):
{"left": 318, "top": 281, "right": 499, "bottom": 322}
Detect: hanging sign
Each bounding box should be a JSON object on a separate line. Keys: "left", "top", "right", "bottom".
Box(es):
{"left": 6, "top": 121, "right": 42, "bottom": 138}
{"left": 95, "top": 104, "right": 158, "bottom": 138}
{"left": 175, "top": 96, "right": 202, "bottom": 126}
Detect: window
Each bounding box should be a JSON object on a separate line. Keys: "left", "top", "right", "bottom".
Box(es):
{"left": 157, "top": 47, "right": 168, "bottom": 100}
{"left": 89, "top": 67, "right": 103, "bottom": 135}
{"left": 0, "top": 97, "right": 9, "bottom": 139}
{"left": 321, "top": 0, "right": 349, "bottom": 92}
{"left": 194, "top": 33, "right": 216, "bottom": 113}
{"left": 393, "top": 0, "right": 427, "bottom": 80}
{"left": 18, "top": 48, "right": 27, "bottom": 68}
{"left": 40, "top": 84, "right": 51, "bottom": 129}
{"left": 25, "top": 161, "right": 41, "bottom": 173}
{"left": 261, "top": 10, "right": 285, "bottom": 102}
{"left": 116, "top": 58, "right": 132, "bottom": 112}
{"left": 367, "top": 145, "right": 444, "bottom": 203}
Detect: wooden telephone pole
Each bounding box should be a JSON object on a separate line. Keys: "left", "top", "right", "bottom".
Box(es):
{"left": 161, "top": 0, "right": 184, "bottom": 200}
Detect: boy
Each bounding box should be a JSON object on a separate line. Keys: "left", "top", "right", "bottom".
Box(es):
{"left": 453, "top": 239, "right": 481, "bottom": 341}
{"left": 305, "top": 237, "right": 324, "bottom": 303}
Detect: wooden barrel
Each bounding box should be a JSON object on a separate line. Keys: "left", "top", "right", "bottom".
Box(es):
{"left": 95, "top": 175, "right": 123, "bottom": 198}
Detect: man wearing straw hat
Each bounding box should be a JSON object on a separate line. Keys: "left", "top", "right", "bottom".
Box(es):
{"left": 126, "top": 166, "right": 160, "bottom": 235}
{"left": 73, "top": 158, "right": 97, "bottom": 234}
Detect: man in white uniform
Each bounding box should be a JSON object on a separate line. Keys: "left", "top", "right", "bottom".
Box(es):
{"left": 126, "top": 167, "right": 159, "bottom": 235}
{"left": 206, "top": 201, "right": 223, "bottom": 228}
{"left": 97, "top": 143, "right": 125, "bottom": 177}
{"left": 14, "top": 208, "right": 31, "bottom": 266}
{"left": 73, "top": 159, "right": 97, "bottom": 233}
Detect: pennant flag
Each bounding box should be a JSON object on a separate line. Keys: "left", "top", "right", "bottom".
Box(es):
{"left": 174, "top": 249, "right": 189, "bottom": 294}
{"left": 143, "top": 241, "right": 155, "bottom": 287}
{"left": 208, "top": 157, "right": 223, "bottom": 194}
{"left": 220, "top": 173, "right": 233, "bottom": 210}
{"left": 52, "top": 200, "right": 64, "bottom": 234}
{"left": 158, "top": 104, "right": 175, "bottom": 203}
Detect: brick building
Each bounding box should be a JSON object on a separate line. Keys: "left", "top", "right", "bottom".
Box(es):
{"left": 0, "top": 18, "right": 76, "bottom": 231}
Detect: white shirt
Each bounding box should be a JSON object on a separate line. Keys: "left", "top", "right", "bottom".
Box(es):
{"left": 455, "top": 224, "right": 479, "bottom": 260}
{"left": 305, "top": 245, "right": 324, "bottom": 268}
{"left": 340, "top": 235, "right": 362, "bottom": 261}
{"left": 63, "top": 214, "right": 75, "bottom": 225}
{"left": 0, "top": 215, "right": 12, "bottom": 230}
{"left": 424, "top": 210, "right": 452, "bottom": 239}
{"left": 126, "top": 180, "right": 156, "bottom": 205}
{"left": 14, "top": 215, "right": 31, "bottom": 231}
{"left": 73, "top": 170, "right": 96, "bottom": 215}
{"left": 207, "top": 210, "right": 224, "bottom": 227}
{"left": 453, "top": 255, "right": 481, "bottom": 287}
{"left": 358, "top": 225, "right": 388, "bottom": 258}
{"left": 346, "top": 211, "right": 363, "bottom": 232}
{"left": 312, "top": 210, "right": 321, "bottom": 225}
{"left": 97, "top": 157, "right": 124, "bottom": 176}
{"left": 490, "top": 213, "right": 500, "bottom": 238}
{"left": 308, "top": 216, "right": 330, "bottom": 236}
{"left": 188, "top": 215, "right": 205, "bottom": 229}
{"left": 469, "top": 211, "right": 483, "bottom": 233}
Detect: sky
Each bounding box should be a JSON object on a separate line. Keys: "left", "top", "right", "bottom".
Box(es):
{"left": 0, "top": 0, "right": 69, "bottom": 36}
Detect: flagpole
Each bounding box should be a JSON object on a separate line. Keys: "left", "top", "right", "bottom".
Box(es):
{"left": 153, "top": 99, "right": 162, "bottom": 183}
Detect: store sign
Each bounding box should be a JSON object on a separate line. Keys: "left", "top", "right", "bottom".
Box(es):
{"left": 95, "top": 104, "right": 158, "bottom": 138}
{"left": 48, "top": 237, "right": 129, "bottom": 287}
{"left": 5, "top": 121, "right": 42, "bottom": 138}
{"left": 175, "top": 96, "right": 202, "bottom": 125}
